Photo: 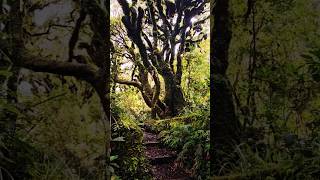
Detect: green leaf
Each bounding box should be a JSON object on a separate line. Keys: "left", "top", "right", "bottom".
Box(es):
{"left": 112, "top": 136, "right": 125, "bottom": 142}
{"left": 110, "top": 155, "right": 118, "bottom": 161}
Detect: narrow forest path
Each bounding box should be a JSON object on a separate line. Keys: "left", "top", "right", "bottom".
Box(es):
{"left": 141, "top": 125, "right": 192, "bottom": 180}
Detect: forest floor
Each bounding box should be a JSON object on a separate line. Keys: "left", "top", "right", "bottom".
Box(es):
{"left": 142, "top": 126, "right": 192, "bottom": 180}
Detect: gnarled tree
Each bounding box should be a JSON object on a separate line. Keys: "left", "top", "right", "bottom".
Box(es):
{"left": 113, "top": 0, "right": 209, "bottom": 118}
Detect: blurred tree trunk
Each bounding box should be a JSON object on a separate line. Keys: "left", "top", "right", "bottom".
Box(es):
{"left": 211, "top": 0, "right": 241, "bottom": 175}
{"left": 1, "top": 1, "right": 112, "bottom": 179}
{"left": 0, "top": 0, "right": 21, "bottom": 137}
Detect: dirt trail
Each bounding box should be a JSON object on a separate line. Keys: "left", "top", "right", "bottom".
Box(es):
{"left": 142, "top": 128, "right": 192, "bottom": 180}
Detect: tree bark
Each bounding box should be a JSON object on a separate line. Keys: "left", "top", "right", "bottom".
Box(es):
{"left": 162, "top": 72, "right": 185, "bottom": 117}
{"left": 211, "top": 0, "right": 241, "bottom": 175}
{"left": 116, "top": 0, "right": 209, "bottom": 118}
{"left": 2, "top": 1, "right": 112, "bottom": 179}
{"left": 0, "top": 0, "right": 22, "bottom": 137}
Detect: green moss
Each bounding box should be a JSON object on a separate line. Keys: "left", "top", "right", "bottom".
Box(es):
{"left": 111, "top": 114, "right": 151, "bottom": 180}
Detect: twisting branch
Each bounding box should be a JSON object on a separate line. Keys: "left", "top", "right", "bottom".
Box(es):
{"left": 114, "top": 78, "right": 143, "bottom": 90}
{"left": 26, "top": 0, "right": 61, "bottom": 12}
{"left": 68, "top": 9, "right": 87, "bottom": 61}
{"left": 16, "top": 50, "right": 99, "bottom": 83}
{"left": 23, "top": 24, "right": 73, "bottom": 37}
{"left": 155, "top": 0, "right": 172, "bottom": 32}
{"left": 146, "top": 0, "right": 158, "bottom": 48}
{"left": 118, "top": 0, "right": 162, "bottom": 113}
{"left": 142, "top": 31, "right": 153, "bottom": 50}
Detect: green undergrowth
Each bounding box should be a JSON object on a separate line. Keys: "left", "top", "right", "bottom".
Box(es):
{"left": 111, "top": 105, "right": 151, "bottom": 180}
{"left": 213, "top": 134, "right": 320, "bottom": 180}
{"left": 0, "top": 135, "right": 79, "bottom": 180}
{"left": 144, "top": 108, "right": 210, "bottom": 179}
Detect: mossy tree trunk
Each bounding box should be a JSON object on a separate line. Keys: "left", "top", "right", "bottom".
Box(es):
{"left": 2, "top": 1, "right": 112, "bottom": 179}
{"left": 161, "top": 68, "right": 186, "bottom": 117}
{"left": 211, "top": 0, "right": 241, "bottom": 175}
{"left": 115, "top": 0, "right": 209, "bottom": 118}
{"left": 0, "top": 0, "right": 22, "bottom": 138}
